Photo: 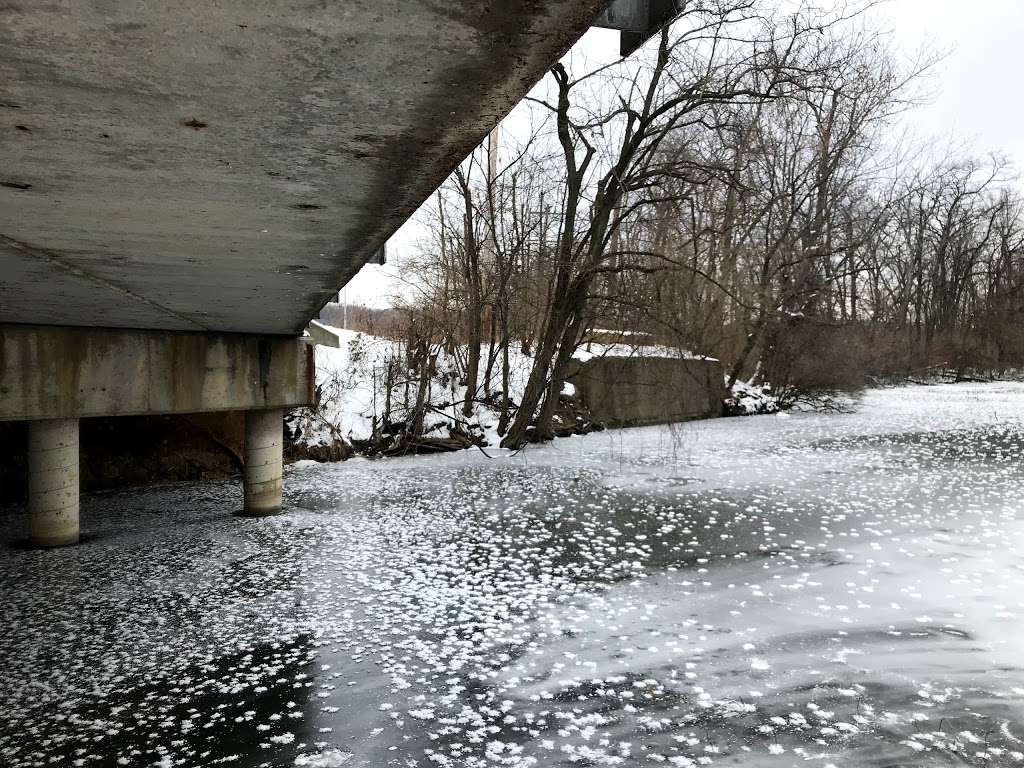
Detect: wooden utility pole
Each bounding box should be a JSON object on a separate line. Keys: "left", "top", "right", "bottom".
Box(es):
{"left": 487, "top": 126, "right": 499, "bottom": 188}
{"left": 482, "top": 125, "right": 500, "bottom": 266}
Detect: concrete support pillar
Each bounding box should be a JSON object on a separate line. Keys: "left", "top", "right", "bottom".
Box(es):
{"left": 243, "top": 408, "right": 283, "bottom": 516}
{"left": 28, "top": 418, "right": 80, "bottom": 547}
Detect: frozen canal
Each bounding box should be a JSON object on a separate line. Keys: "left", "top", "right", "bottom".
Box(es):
{"left": 3, "top": 384, "right": 1024, "bottom": 768}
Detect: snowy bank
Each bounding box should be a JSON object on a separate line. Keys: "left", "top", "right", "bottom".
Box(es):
{"left": 288, "top": 329, "right": 724, "bottom": 458}
{"left": 723, "top": 379, "right": 779, "bottom": 416}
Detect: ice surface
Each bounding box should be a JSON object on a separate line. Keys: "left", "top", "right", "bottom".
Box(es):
{"left": 2, "top": 383, "right": 1024, "bottom": 767}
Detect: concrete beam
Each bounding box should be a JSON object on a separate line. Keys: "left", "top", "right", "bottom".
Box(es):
{"left": 0, "top": 325, "right": 314, "bottom": 422}
{"left": 593, "top": 0, "right": 682, "bottom": 56}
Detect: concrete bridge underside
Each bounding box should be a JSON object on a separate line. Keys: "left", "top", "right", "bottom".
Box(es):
{"left": 1, "top": 0, "right": 612, "bottom": 334}
{"left": 0, "top": 0, "right": 666, "bottom": 546}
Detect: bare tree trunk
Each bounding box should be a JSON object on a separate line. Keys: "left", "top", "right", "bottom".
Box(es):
{"left": 483, "top": 304, "right": 497, "bottom": 398}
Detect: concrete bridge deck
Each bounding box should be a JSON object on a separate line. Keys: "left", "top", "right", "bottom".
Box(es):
{"left": 1, "top": 0, "right": 614, "bottom": 334}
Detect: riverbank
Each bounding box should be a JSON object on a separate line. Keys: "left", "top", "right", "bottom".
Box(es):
{"left": 288, "top": 327, "right": 724, "bottom": 459}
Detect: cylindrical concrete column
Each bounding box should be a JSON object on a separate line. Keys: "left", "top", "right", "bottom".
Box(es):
{"left": 243, "top": 408, "right": 283, "bottom": 516}
{"left": 28, "top": 418, "right": 80, "bottom": 547}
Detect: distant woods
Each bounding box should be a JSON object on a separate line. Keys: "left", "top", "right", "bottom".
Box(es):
{"left": 371, "top": 0, "right": 1024, "bottom": 448}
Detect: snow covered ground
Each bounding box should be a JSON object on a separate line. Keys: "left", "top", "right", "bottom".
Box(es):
{"left": 294, "top": 328, "right": 533, "bottom": 450}
{"left": 2, "top": 383, "right": 1024, "bottom": 767}
{"left": 293, "top": 329, "right": 717, "bottom": 452}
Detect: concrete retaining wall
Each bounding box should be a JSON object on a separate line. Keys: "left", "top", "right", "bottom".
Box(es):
{"left": 568, "top": 357, "right": 724, "bottom": 427}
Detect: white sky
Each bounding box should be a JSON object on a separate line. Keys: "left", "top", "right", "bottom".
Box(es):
{"left": 340, "top": 0, "right": 1024, "bottom": 308}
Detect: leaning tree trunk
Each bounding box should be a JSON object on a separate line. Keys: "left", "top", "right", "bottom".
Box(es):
{"left": 535, "top": 308, "right": 585, "bottom": 438}
{"left": 501, "top": 297, "right": 566, "bottom": 447}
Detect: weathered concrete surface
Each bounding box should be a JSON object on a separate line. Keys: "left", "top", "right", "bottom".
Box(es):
{"left": 306, "top": 320, "right": 343, "bottom": 348}
{"left": 569, "top": 357, "right": 725, "bottom": 427}
{"left": 0, "top": 325, "right": 314, "bottom": 421}
{"left": 242, "top": 408, "right": 283, "bottom": 517}
{"left": 0, "top": 1, "right": 609, "bottom": 334}
{"left": 28, "top": 418, "right": 79, "bottom": 547}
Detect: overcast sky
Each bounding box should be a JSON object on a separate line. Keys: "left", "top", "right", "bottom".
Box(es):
{"left": 340, "top": 0, "right": 1024, "bottom": 309}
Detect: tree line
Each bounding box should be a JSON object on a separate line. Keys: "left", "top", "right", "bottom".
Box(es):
{"left": 378, "top": 0, "right": 1023, "bottom": 448}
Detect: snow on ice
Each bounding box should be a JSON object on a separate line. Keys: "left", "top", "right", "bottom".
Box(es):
{"left": 1, "top": 383, "right": 1024, "bottom": 766}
